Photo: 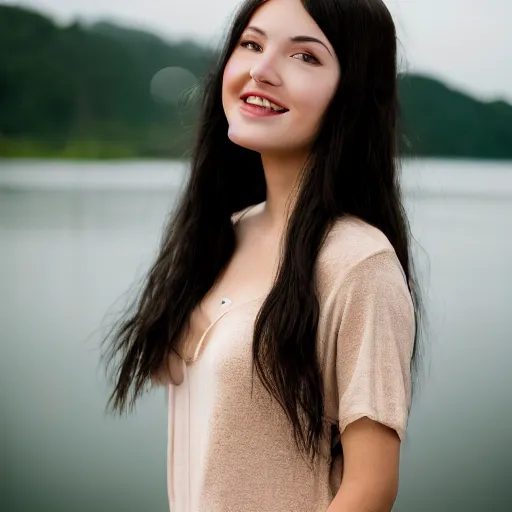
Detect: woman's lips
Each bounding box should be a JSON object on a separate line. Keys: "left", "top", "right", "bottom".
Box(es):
{"left": 239, "top": 101, "right": 288, "bottom": 117}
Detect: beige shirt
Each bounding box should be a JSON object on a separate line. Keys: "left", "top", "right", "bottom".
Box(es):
{"left": 165, "top": 213, "right": 415, "bottom": 512}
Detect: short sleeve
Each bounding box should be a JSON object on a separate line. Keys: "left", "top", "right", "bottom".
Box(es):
{"left": 335, "top": 250, "right": 415, "bottom": 442}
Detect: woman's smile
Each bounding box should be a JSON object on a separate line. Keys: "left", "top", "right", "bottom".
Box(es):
{"left": 240, "top": 99, "right": 289, "bottom": 118}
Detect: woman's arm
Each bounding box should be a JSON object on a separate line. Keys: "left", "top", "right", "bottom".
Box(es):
{"left": 327, "top": 417, "right": 400, "bottom": 512}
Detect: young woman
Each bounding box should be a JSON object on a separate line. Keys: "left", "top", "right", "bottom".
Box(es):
{"left": 102, "top": 0, "right": 424, "bottom": 510}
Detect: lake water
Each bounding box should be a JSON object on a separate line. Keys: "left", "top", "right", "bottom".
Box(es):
{"left": 1, "top": 158, "right": 511, "bottom": 511}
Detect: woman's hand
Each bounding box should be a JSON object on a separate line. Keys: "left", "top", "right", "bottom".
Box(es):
{"left": 151, "top": 349, "right": 184, "bottom": 387}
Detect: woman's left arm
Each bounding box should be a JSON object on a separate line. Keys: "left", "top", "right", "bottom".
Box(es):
{"left": 325, "top": 250, "right": 415, "bottom": 511}
{"left": 327, "top": 417, "right": 400, "bottom": 512}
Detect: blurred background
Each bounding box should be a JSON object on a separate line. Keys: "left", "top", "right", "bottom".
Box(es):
{"left": 0, "top": 0, "right": 511, "bottom": 511}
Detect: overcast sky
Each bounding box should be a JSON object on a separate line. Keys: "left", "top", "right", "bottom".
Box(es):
{"left": 6, "top": 0, "right": 512, "bottom": 103}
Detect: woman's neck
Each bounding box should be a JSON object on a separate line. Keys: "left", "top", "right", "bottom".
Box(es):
{"left": 259, "top": 150, "right": 308, "bottom": 231}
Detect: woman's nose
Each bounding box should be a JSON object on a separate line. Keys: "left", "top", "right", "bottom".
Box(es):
{"left": 249, "top": 53, "right": 282, "bottom": 86}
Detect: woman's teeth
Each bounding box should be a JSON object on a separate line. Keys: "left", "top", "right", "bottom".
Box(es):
{"left": 244, "top": 96, "right": 286, "bottom": 112}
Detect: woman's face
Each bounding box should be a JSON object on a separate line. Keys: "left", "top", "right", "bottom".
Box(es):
{"left": 222, "top": 0, "right": 340, "bottom": 157}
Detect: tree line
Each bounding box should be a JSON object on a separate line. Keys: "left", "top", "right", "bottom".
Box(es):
{"left": 0, "top": 5, "right": 510, "bottom": 159}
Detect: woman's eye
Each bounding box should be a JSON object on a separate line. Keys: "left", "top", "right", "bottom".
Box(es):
{"left": 292, "top": 53, "right": 320, "bottom": 65}
{"left": 239, "top": 42, "right": 319, "bottom": 64}
{"left": 240, "top": 41, "right": 261, "bottom": 51}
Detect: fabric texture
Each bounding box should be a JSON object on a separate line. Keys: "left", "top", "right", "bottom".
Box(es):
{"left": 165, "top": 212, "right": 415, "bottom": 512}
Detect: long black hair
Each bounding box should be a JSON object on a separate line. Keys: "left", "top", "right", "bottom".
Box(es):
{"left": 102, "top": 0, "right": 425, "bottom": 466}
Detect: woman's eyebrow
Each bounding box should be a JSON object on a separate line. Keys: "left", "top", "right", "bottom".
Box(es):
{"left": 244, "top": 26, "right": 333, "bottom": 57}
{"left": 291, "top": 35, "right": 332, "bottom": 57}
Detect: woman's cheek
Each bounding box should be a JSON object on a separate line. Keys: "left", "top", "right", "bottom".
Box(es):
{"left": 222, "top": 60, "right": 241, "bottom": 114}
{"left": 300, "top": 81, "right": 337, "bottom": 119}
{"left": 223, "top": 56, "right": 246, "bottom": 91}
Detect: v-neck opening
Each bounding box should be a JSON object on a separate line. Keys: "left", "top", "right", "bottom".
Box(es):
{"left": 178, "top": 203, "right": 266, "bottom": 363}
{"left": 182, "top": 294, "right": 266, "bottom": 364}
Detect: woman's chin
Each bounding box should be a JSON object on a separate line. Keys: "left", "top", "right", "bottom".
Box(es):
{"left": 228, "top": 127, "right": 292, "bottom": 152}
{"left": 227, "top": 131, "right": 270, "bottom": 153}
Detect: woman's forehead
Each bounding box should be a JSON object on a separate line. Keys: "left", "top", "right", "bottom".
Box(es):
{"left": 244, "top": 0, "right": 327, "bottom": 41}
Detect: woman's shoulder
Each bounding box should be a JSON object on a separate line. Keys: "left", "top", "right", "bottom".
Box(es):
{"left": 230, "top": 203, "right": 263, "bottom": 226}
{"left": 320, "top": 214, "right": 395, "bottom": 265}
{"left": 316, "top": 215, "right": 409, "bottom": 309}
